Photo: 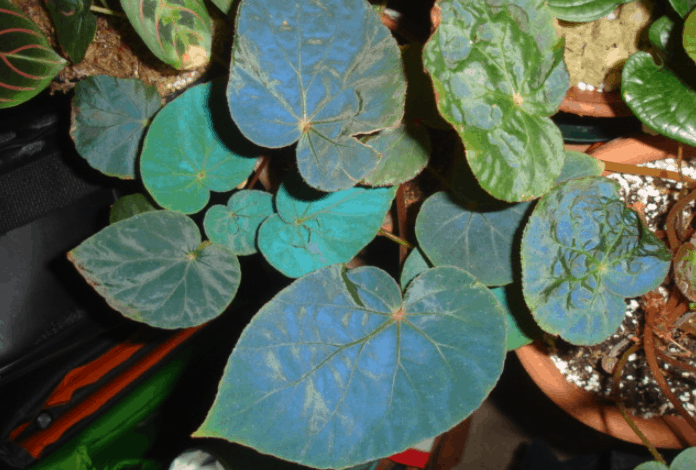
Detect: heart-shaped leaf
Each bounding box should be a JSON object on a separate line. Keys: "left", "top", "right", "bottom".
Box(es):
{"left": 109, "top": 193, "right": 156, "bottom": 224}
{"left": 545, "top": 0, "right": 633, "bottom": 23}
{"left": 120, "top": 0, "right": 212, "bottom": 70}
{"left": 670, "top": 0, "right": 696, "bottom": 18}
{"left": 141, "top": 80, "right": 258, "bottom": 214}
{"left": 71, "top": 75, "right": 162, "bottom": 179}
{"left": 622, "top": 52, "right": 696, "bottom": 147}
{"left": 416, "top": 191, "right": 531, "bottom": 286}
{"left": 685, "top": 10, "right": 696, "bottom": 64}
{"left": 204, "top": 190, "right": 274, "bottom": 255}
{"left": 554, "top": 150, "right": 605, "bottom": 185}
{"left": 227, "top": 0, "right": 406, "bottom": 192}
{"left": 194, "top": 264, "right": 507, "bottom": 469}
{"left": 423, "top": 0, "right": 568, "bottom": 202}
{"left": 400, "top": 247, "right": 432, "bottom": 290}
{"left": 258, "top": 174, "right": 395, "bottom": 278}
{"left": 361, "top": 124, "right": 431, "bottom": 186}
{"left": 521, "top": 177, "right": 671, "bottom": 345}
{"left": 68, "top": 210, "right": 241, "bottom": 329}
{"left": 0, "top": 0, "right": 68, "bottom": 108}
{"left": 635, "top": 447, "right": 696, "bottom": 470}
{"left": 45, "top": 0, "right": 97, "bottom": 63}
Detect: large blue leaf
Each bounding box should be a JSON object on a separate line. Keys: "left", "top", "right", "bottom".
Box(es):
{"left": 521, "top": 177, "right": 671, "bottom": 345}
{"left": 194, "top": 264, "right": 507, "bottom": 469}
{"left": 227, "top": 0, "right": 406, "bottom": 191}
{"left": 258, "top": 174, "right": 395, "bottom": 277}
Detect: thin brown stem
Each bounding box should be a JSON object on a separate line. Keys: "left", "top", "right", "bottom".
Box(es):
{"left": 246, "top": 156, "right": 270, "bottom": 190}
{"left": 665, "top": 187, "right": 696, "bottom": 251}
{"left": 396, "top": 185, "right": 409, "bottom": 267}
{"left": 612, "top": 343, "right": 666, "bottom": 464}
{"left": 655, "top": 349, "right": 696, "bottom": 375}
{"left": 602, "top": 161, "right": 696, "bottom": 186}
{"left": 378, "top": 228, "right": 413, "bottom": 249}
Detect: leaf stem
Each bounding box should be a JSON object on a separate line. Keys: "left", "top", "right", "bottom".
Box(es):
{"left": 601, "top": 160, "right": 696, "bottom": 185}
{"left": 90, "top": 5, "right": 126, "bottom": 17}
{"left": 246, "top": 156, "right": 270, "bottom": 190}
{"left": 378, "top": 228, "right": 413, "bottom": 249}
{"left": 665, "top": 186, "right": 696, "bottom": 251}
{"left": 396, "top": 184, "right": 408, "bottom": 267}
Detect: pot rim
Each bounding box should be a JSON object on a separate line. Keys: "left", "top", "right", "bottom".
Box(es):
{"left": 559, "top": 87, "right": 633, "bottom": 118}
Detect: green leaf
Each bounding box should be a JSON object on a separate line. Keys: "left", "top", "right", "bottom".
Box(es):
{"left": 68, "top": 211, "right": 241, "bottom": 329}
{"left": 210, "top": 0, "right": 235, "bottom": 14}
{"left": 194, "top": 264, "right": 507, "bottom": 469}
{"left": 649, "top": 16, "right": 676, "bottom": 55}
{"left": 634, "top": 463, "right": 668, "bottom": 470}
{"left": 119, "top": 0, "right": 212, "bottom": 70}
{"left": 204, "top": 190, "right": 274, "bottom": 256}
{"left": 554, "top": 150, "right": 605, "bottom": 185}
{"left": 671, "top": 447, "right": 696, "bottom": 470}
{"left": 141, "top": 80, "right": 258, "bottom": 214}
{"left": 0, "top": 0, "right": 68, "bottom": 108}
{"left": 685, "top": 10, "right": 696, "bottom": 64}
{"left": 227, "top": 0, "right": 406, "bottom": 192}
{"left": 521, "top": 177, "right": 671, "bottom": 345}
{"left": 361, "top": 124, "right": 431, "bottom": 186}
{"left": 416, "top": 191, "right": 531, "bottom": 286}
{"left": 674, "top": 242, "right": 696, "bottom": 301}
{"left": 400, "top": 247, "right": 432, "bottom": 290}
{"left": 622, "top": 52, "right": 696, "bottom": 147}
{"left": 670, "top": 0, "right": 696, "bottom": 18}
{"left": 491, "top": 286, "right": 540, "bottom": 350}
{"left": 45, "top": 0, "right": 96, "bottom": 63}
{"left": 545, "top": 0, "right": 633, "bottom": 23}
{"left": 423, "top": 0, "right": 567, "bottom": 202}
{"left": 258, "top": 174, "right": 396, "bottom": 278}
{"left": 71, "top": 75, "right": 162, "bottom": 179}
{"left": 109, "top": 193, "right": 156, "bottom": 224}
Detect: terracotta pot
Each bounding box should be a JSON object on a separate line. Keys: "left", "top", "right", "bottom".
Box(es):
{"left": 517, "top": 134, "right": 696, "bottom": 448}
{"left": 559, "top": 87, "right": 633, "bottom": 118}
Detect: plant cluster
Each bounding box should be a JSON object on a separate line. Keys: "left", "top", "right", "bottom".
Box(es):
{"left": 2, "top": 0, "right": 696, "bottom": 467}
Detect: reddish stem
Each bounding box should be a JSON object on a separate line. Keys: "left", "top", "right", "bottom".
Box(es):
{"left": 246, "top": 156, "right": 270, "bottom": 190}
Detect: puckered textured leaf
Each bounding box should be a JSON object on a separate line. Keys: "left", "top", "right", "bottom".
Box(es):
{"left": 227, "top": 0, "right": 406, "bottom": 192}
{"left": 120, "top": 0, "right": 212, "bottom": 69}
{"left": 68, "top": 211, "right": 241, "bottom": 329}
{"left": 141, "top": 80, "right": 257, "bottom": 214}
{"left": 0, "top": 0, "right": 68, "bottom": 108}
{"left": 423, "top": 0, "right": 568, "bottom": 202}
{"left": 71, "top": 75, "right": 162, "bottom": 179}
{"left": 622, "top": 52, "right": 696, "bottom": 147}
{"left": 258, "top": 174, "right": 395, "bottom": 277}
{"left": 194, "top": 264, "right": 506, "bottom": 469}
{"left": 45, "top": 0, "right": 96, "bottom": 63}
{"left": 521, "top": 177, "right": 671, "bottom": 345}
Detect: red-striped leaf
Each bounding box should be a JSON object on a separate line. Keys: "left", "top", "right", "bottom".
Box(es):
{"left": 0, "top": 0, "right": 68, "bottom": 108}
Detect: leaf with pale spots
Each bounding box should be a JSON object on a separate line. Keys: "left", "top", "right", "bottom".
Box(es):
{"left": 194, "top": 264, "right": 507, "bottom": 469}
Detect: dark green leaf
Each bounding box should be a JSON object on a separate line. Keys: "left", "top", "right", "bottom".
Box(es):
{"left": 522, "top": 177, "right": 671, "bottom": 345}
{"left": 670, "top": 0, "right": 696, "bottom": 18}
{"left": 423, "top": 0, "right": 568, "bottom": 201}
{"left": 210, "top": 0, "right": 235, "bottom": 14}
{"left": 416, "top": 191, "right": 531, "bottom": 286}
{"left": 361, "top": 124, "right": 430, "bottom": 186}
{"left": 109, "top": 193, "right": 156, "bottom": 224}
{"left": 649, "top": 16, "right": 676, "bottom": 54}
{"left": 0, "top": 0, "right": 68, "bottom": 108}
{"left": 227, "top": 0, "right": 406, "bottom": 191}
{"left": 119, "top": 0, "right": 212, "bottom": 69}
{"left": 546, "top": 0, "right": 633, "bottom": 23}
{"left": 141, "top": 80, "right": 257, "bottom": 214}
{"left": 45, "top": 0, "right": 96, "bottom": 63}
{"left": 194, "top": 264, "right": 506, "bottom": 469}
{"left": 401, "top": 43, "right": 451, "bottom": 130}
{"left": 204, "top": 190, "right": 274, "bottom": 255}
{"left": 71, "top": 75, "right": 161, "bottom": 179}
{"left": 622, "top": 52, "right": 696, "bottom": 147}
{"left": 554, "top": 150, "right": 605, "bottom": 185}
{"left": 684, "top": 10, "right": 696, "bottom": 63}
{"left": 68, "top": 211, "right": 241, "bottom": 329}
{"left": 258, "top": 174, "right": 395, "bottom": 277}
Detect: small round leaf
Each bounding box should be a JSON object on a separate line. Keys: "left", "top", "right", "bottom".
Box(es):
{"left": 362, "top": 124, "right": 431, "bottom": 186}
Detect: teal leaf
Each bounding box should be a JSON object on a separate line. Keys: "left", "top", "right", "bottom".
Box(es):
{"left": 671, "top": 447, "right": 696, "bottom": 470}
{"left": 554, "top": 150, "right": 605, "bottom": 185}
{"left": 71, "top": 75, "right": 162, "bottom": 179}
{"left": 622, "top": 52, "right": 696, "bottom": 147}
{"left": 670, "top": 0, "right": 696, "bottom": 18}
{"left": 258, "top": 174, "right": 395, "bottom": 278}
{"left": 415, "top": 191, "right": 532, "bottom": 286}
{"left": 423, "top": 0, "right": 567, "bottom": 202}
{"left": 491, "top": 285, "right": 542, "bottom": 350}
{"left": 141, "top": 80, "right": 258, "bottom": 214}
{"left": 0, "top": 0, "right": 68, "bottom": 108}
{"left": 400, "top": 247, "right": 431, "bottom": 290}
{"left": 634, "top": 463, "right": 668, "bottom": 470}
{"left": 521, "top": 177, "right": 671, "bottom": 345}
{"left": 227, "top": 0, "right": 406, "bottom": 192}
{"left": 649, "top": 16, "right": 676, "bottom": 54}
{"left": 119, "top": 0, "right": 212, "bottom": 70}
{"left": 361, "top": 124, "right": 431, "bottom": 186}
{"left": 194, "top": 264, "right": 507, "bottom": 469}
{"left": 685, "top": 10, "right": 696, "bottom": 63}
{"left": 68, "top": 211, "right": 241, "bottom": 329}
{"left": 204, "top": 190, "right": 274, "bottom": 255}
{"left": 109, "top": 193, "right": 156, "bottom": 224}
{"left": 545, "top": 0, "right": 633, "bottom": 23}
{"left": 45, "top": 0, "right": 96, "bottom": 63}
